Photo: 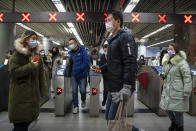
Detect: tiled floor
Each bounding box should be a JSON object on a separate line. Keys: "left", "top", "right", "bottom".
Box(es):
{"left": 1, "top": 80, "right": 196, "bottom": 131}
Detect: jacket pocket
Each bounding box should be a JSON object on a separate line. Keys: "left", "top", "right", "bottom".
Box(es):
{"left": 169, "top": 83, "right": 184, "bottom": 99}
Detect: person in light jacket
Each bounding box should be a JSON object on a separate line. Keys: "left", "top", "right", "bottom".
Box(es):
{"left": 160, "top": 44, "right": 192, "bottom": 131}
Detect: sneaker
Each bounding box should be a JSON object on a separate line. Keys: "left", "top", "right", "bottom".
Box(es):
{"left": 73, "top": 107, "right": 79, "bottom": 114}
{"left": 81, "top": 101, "right": 86, "bottom": 108}
{"left": 28, "top": 117, "right": 39, "bottom": 130}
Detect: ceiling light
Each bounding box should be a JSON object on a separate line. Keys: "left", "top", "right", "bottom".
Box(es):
{"left": 52, "top": 40, "right": 61, "bottom": 45}
{"left": 51, "top": 0, "right": 66, "bottom": 12}
{"left": 142, "top": 24, "right": 173, "bottom": 39}
{"left": 147, "top": 39, "right": 174, "bottom": 48}
{"left": 67, "top": 23, "right": 74, "bottom": 28}
{"left": 124, "top": 0, "right": 140, "bottom": 13}
{"left": 16, "top": 23, "right": 44, "bottom": 37}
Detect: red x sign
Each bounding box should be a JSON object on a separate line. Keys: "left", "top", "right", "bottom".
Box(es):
{"left": 49, "top": 13, "right": 57, "bottom": 21}
{"left": 131, "top": 13, "right": 140, "bottom": 22}
{"left": 158, "top": 14, "right": 167, "bottom": 23}
{"left": 0, "top": 13, "right": 4, "bottom": 22}
{"left": 104, "top": 13, "right": 108, "bottom": 22}
{"left": 57, "top": 88, "right": 62, "bottom": 94}
{"left": 76, "top": 12, "right": 85, "bottom": 21}
{"left": 184, "top": 15, "right": 192, "bottom": 23}
{"left": 92, "top": 88, "right": 98, "bottom": 95}
{"left": 21, "top": 13, "right": 30, "bottom": 22}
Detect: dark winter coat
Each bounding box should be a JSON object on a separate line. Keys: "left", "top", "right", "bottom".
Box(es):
{"left": 69, "top": 45, "right": 89, "bottom": 78}
{"left": 101, "top": 28, "right": 137, "bottom": 92}
{"left": 8, "top": 38, "right": 48, "bottom": 123}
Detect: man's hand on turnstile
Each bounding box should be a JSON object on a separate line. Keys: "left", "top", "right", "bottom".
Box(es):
{"left": 111, "top": 84, "right": 132, "bottom": 103}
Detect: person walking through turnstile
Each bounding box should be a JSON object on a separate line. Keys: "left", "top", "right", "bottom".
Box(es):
{"left": 160, "top": 44, "right": 192, "bottom": 131}
{"left": 99, "top": 44, "right": 108, "bottom": 106}
{"left": 8, "top": 30, "right": 48, "bottom": 131}
{"left": 92, "top": 11, "right": 142, "bottom": 131}
{"left": 67, "top": 38, "right": 89, "bottom": 114}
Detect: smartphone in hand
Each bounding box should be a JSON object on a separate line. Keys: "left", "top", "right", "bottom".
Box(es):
{"left": 33, "top": 55, "right": 40, "bottom": 62}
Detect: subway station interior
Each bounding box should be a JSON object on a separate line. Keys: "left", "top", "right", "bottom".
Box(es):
{"left": 0, "top": 0, "right": 196, "bottom": 131}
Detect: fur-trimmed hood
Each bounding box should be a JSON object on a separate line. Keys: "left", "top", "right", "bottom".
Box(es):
{"left": 14, "top": 38, "right": 43, "bottom": 55}
{"left": 162, "top": 51, "right": 187, "bottom": 65}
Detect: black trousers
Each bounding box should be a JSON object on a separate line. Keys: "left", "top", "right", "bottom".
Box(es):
{"left": 13, "top": 122, "right": 31, "bottom": 131}
{"left": 103, "top": 78, "right": 108, "bottom": 102}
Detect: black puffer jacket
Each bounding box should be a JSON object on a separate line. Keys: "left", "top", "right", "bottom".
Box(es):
{"left": 101, "top": 28, "right": 137, "bottom": 92}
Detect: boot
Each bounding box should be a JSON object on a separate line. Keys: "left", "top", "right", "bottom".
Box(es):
{"left": 176, "top": 126, "right": 184, "bottom": 131}
{"left": 169, "top": 121, "right": 177, "bottom": 131}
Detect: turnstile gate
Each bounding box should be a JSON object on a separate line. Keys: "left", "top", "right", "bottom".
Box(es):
{"left": 55, "top": 65, "right": 72, "bottom": 116}
{"left": 89, "top": 70, "right": 101, "bottom": 117}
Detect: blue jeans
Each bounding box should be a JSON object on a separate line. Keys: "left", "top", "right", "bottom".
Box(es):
{"left": 71, "top": 76, "right": 87, "bottom": 108}
{"left": 106, "top": 92, "right": 139, "bottom": 131}
{"left": 166, "top": 110, "right": 184, "bottom": 127}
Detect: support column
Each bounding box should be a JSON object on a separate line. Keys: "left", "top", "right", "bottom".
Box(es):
{"left": 0, "top": 23, "right": 16, "bottom": 63}
{"left": 174, "top": 24, "right": 196, "bottom": 65}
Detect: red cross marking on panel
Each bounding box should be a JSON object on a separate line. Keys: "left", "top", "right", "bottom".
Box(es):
{"left": 104, "top": 13, "right": 108, "bottom": 22}
{"left": 49, "top": 13, "right": 57, "bottom": 21}
{"left": 57, "top": 88, "right": 62, "bottom": 93}
{"left": 158, "top": 14, "right": 167, "bottom": 23}
{"left": 21, "top": 13, "right": 30, "bottom": 22}
{"left": 184, "top": 15, "right": 192, "bottom": 23}
{"left": 92, "top": 89, "right": 97, "bottom": 94}
{"left": 0, "top": 13, "right": 4, "bottom": 22}
{"left": 76, "top": 12, "right": 85, "bottom": 21}
{"left": 131, "top": 13, "right": 140, "bottom": 22}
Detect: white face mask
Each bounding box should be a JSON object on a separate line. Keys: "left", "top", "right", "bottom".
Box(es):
{"left": 105, "top": 21, "right": 114, "bottom": 33}
{"left": 68, "top": 44, "right": 75, "bottom": 50}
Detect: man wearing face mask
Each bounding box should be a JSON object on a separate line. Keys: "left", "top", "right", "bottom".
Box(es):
{"left": 92, "top": 11, "right": 137, "bottom": 122}
{"left": 67, "top": 38, "right": 89, "bottom": 114}
{"left": 8, "top": 30, "right": 48, "bottom": 131}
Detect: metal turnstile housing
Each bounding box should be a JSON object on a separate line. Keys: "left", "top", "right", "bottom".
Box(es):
{"left": 55, "top": 66, "right": 72, "bottom": 116}
{"left": 189, "top": 75, "right": 196, "bottom": 115}
{"left": 89, "top": 70, "right": 101, "bottom": 117}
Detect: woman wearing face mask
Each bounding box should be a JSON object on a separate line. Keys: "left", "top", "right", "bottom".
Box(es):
{"left": 159, "top": 44, "right": 192, "bottom": 131}
{"left": 8, "top": 30, "right": 48, "bottom": 131}
{"left": 138, "top": 55, "right": 146, "bottom": 69}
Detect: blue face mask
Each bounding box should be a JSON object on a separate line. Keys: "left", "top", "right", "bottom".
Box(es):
{"left": 104, "top": 52, "right": 107, "bottom": 55}
{"left": 29, "top": 40, "right": 37, "bottom": 49}
{"left": 40, "top": 52, "right": 45, "bottom": 56}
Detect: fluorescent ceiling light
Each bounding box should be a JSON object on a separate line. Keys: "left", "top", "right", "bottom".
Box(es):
{"left": 142, "top": 24, "right": 173, "bottom": 39}
{"left": 16, "top": 23, "right": 44, "bottom": 37}
{"left": 68, "top": 29, "right": 72, "bottom": 33}
{"left": 51, "top": 0, "right": 66, "bottom": 12}
{"left": 62, "top": 25, "right": 69, "bottom": 32}
{"left": 52, "top": 40, "right": 61, "bottom": 45}
{"left": 124, "top": 0, "right": 140, "bottom": 13}
{"left": 67, "top": 23, "right": 74, "bottom": 28}
{"left": 147, "top": 39, "right": 174, "bottom": 48}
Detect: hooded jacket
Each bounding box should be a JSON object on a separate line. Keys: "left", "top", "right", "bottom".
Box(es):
{"left": 159, "top": 51, "right": 192, "bottom": 112}
{"left": 8, "top": 35, "right": 48, "bottom": 123}
{"left": 101, "top": 27, "right": 137, "bottom": 92}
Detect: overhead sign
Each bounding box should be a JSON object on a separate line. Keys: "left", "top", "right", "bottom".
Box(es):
{"left": 0, "top": 12, "right": 196, "bottom": 24}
